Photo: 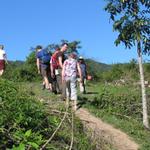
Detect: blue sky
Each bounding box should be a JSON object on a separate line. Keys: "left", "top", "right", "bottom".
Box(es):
{"left": 0, "top": 0, "right": 149, "bottom": 64}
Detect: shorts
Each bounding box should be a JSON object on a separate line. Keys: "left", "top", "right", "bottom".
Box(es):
{"left": 41, "top": 66, "right": 52, "bottom": 83}
{"left": 0, "top": 60, "right": 5, "bottom": 70}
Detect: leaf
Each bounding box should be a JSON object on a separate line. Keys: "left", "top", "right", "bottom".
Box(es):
{"left": 137, "top": 32, "right": 141, "bottom": 42}
{"left": 25, "top": 129, "right": 32, "bottom": 137}
{"left": 28, "top": 142, "right": 39, "bottom": 149}
{"left": 13, "top": 143, "right": 25, "bottom": 150}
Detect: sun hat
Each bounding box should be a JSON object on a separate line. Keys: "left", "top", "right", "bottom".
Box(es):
{"left": 79, "top": 56, "right": 84, "bottom": 59}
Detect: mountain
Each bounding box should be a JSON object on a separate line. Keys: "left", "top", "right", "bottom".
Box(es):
{"left": 85, "top": 59, "right": 111, "bottom": 77}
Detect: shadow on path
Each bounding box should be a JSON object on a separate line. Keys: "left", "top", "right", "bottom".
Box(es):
{"left": 85, "top": 92, "right": 99, "bottom": 95}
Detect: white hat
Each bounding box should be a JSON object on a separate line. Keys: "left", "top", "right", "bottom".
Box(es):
{"left": 79, "top": 56, "right": 84, "bottom": 59}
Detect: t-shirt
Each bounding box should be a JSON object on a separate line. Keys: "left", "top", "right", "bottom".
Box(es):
{"left": 63, "top": 58, "right": 78, "bottom": 80}
{"left": 79, "top": 63, "right": 87, "bottom": 78}
{"left": 57, "top": 51, "right": 65, "bottom": 64}
{"left": 0, "top": 49, "right": 6, "bottom": 60}
{"left": 36, "top": 50, "right": 50, "bottom": 69}
{"left": 51, "top": 51, "right": 66, "bottom": 69}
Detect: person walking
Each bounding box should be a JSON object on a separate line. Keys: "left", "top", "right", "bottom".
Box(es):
{"left": 36, "top": 45, "right": 52, "bottom": 90}
{"left": 51, "top": 43, "right": 68, "bottom": 98}
{"left": 78, "top": 56, "right": 87, "bottom": 94}
{"left": 62, "top": 52, "right": 82, "bottom": 111}
{"left": 50, "top": 46, "right": 60, "bottom": 94}
{"left": 0, "top": 45, "right": 7, "bottom": 76}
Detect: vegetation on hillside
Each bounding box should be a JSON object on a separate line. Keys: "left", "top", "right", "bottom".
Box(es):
{"left": 2, "top": 39, "right": 150, "bottom": 149}
{"left": 105, "top": 0, "right": 150, "bottom": 128}
{"left": 0, "top": 78, "right": 97, "bottom": 149}
{"left": 79, "top": 83, "right": 150, "bottom": 150}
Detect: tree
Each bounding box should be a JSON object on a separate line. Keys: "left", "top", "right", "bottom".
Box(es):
{"left": 105, "top": 0, "right": 150, "bottom": 128}
{"left": 60, "top": 40, "right": 81, "bottom": 54}
{"left": 46, "top": 40, "right": 81, "bottom": 54}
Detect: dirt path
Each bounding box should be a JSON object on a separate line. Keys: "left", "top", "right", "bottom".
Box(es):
{"left": 75, "top": 108, "right": 139, "bottom": 150}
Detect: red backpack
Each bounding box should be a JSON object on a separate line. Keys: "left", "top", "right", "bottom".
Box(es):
{"left": 51, "top": 51, "right": 60, "bottom": 69}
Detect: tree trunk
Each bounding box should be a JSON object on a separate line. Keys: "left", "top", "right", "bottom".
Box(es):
{"left": 137, "top": 42, "right": 149, "bottom": 129}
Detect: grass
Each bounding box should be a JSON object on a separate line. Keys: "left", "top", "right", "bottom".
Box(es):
{"left": 78, "top": 82, "right": 150, "bottom": 150}
{"left": 24, "top": 81, "right": 150, "bottom": 149}
{"left": 21, "top": 81, "right": 99, "bottom": 150}
{"left": 23, "top": 81, "right": 117, "bottom": 150}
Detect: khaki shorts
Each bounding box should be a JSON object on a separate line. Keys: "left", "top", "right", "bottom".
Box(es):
{"left": 41, "top": 67, "right": 52, "bottom": 83}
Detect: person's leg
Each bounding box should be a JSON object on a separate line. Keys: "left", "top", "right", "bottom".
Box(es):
{"left": 80, "top": 77, "right": 85, "bottom": 93}
{"left": 43, "top": 76, "right": 50, "bottom": 89}
{"left": 0, "top": 70, "right": 3, "bottom": 76}
{"left": 70, "top": 78, "right": 77, "bottom": 111}
{"left": 42, "top": 80, "right": 45, "bottom": 90}
{"left": 66, "top": 80, "right": 71, "bottom": 99}
{"left": 41, "top": 67, "right": 50, "bottom": 90}
{"left": 47, "top": 67, "right": 52, "bottom": 91}
{"left": 56, "top": 74, "right": 62, "bottom": 93}
{"left": 0, "top": 60, "right": 5, "bottom": 76}
{"left": 83, "top": 78, "right": 86, "bottom": 94}
{"left": 80, "top": 81, "right": 84, "bottom": 93}
{"left": 61, "top": 79, "right": 67, "bottom": 100}
{"left": 65, "top": 80, "right": 70, "bottom": 106}
{"left": 51, "top": 76, "right": 57, "bottom": 94}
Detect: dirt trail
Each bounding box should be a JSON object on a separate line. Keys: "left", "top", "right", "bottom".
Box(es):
{"left": 75, "top": 108, "right": 139, "bottom": 150}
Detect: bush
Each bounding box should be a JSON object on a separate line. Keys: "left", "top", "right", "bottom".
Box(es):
{"left": 0, "top": 79, "right": 95, "bottom": 149}
{"left": 91, "top": 87, "right": 142, "bottom": 120}
{"left": 0, "top": 79, "right": 51, "bottom": 149}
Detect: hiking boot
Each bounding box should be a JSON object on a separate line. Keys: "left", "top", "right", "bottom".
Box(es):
{"left": 52, "top": 90, "right": 57, "bottom": 95}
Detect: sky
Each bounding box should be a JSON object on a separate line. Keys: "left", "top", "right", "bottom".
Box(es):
{"left": 0, "top": 0, "right": 149, "bottom": 64}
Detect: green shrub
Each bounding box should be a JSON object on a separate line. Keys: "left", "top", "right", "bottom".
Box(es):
{"left": 0, "top": 79, "right": 51, "bottom": 149}
{"left": 0, "top": 79, "right": 96, "bottom": 149}
{"left": 91, "top": 87, "right": 142, "bottom": 120}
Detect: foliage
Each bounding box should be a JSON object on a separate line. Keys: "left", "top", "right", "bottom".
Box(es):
{"left": 85, "top": 59, "right": 111, "bottom": 81}
{"left": 105, "top": 0, "right": 150, "bottom": 53}
{"left": 91, "top": 86, "right": 142, "bottom": 119}
{"left": 101, "top": 60, "right": 139, "bottom": 82}
{"left": 80, "top": 83, "right": 150, "bottom": 149}
{"left": 0, "top": 79, "right": 47, "bottom": 149}
{"left": 3, "top": 57, "right": 41, "bottom": 82}
{"left": 0, "top": 79, "right": 96, "bottom": 149}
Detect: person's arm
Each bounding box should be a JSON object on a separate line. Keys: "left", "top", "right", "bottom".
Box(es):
{"left": 50, "top": 59, "right": 54, "bottom": 78}
{"left": 3, "top": 51, "right": 8, "bottom": 64}
{"left": 85, "top": 64, "right": 88, "bottom": 78}
{"left": 62, "top": 61, "right": 66, "bottom": 82}
{"left": 4, "top": 54, "right": 8, "bottom": 64}
{"left": 77, "top": 62, "right": 82, "bottom": 82}
{"left": 58, "top": 56, "right": 63, "bottom": 69}
{"left": 36, "top": 58, "right": 40, "bottom": 74}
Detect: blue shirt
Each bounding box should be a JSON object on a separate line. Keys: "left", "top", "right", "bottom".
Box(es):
{"left": 36, "top": 50, "right": 50, "bottom": 69}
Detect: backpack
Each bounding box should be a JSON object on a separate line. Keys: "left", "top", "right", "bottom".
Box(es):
{"left": 38, "top": 49, "right": 51, "bottom": 64}
{"left": 64, "top": 58, "right": 78, "bottom": 78}
{"left": 51, "top": 51, "right": 60, "bottom": 69}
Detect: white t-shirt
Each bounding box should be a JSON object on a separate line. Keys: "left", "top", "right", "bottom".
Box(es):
{"left": 0, "top": 49, "right": 6, "bottom": 60}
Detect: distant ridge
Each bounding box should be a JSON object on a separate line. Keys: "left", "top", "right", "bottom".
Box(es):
{"left": 85, "top": 58, "right": 111, "bottom": 74}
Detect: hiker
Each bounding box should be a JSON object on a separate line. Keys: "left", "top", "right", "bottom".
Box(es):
{"left": 36, "top": 45, "right": 52, "bottom": 91}
{"left": 62, "top": 52, "right": 82, "bottom": 110}
{"left": 0, "top": 45, "right": 7, "bottom": 76}
{"left": 51, "top": 43, "right": 68, "bottom": 98}
{"left": 78, "top": 56, "right": 87, "bottom": 94}
{"left": 50, "top": 46, "right": 60, "bottom": 94}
